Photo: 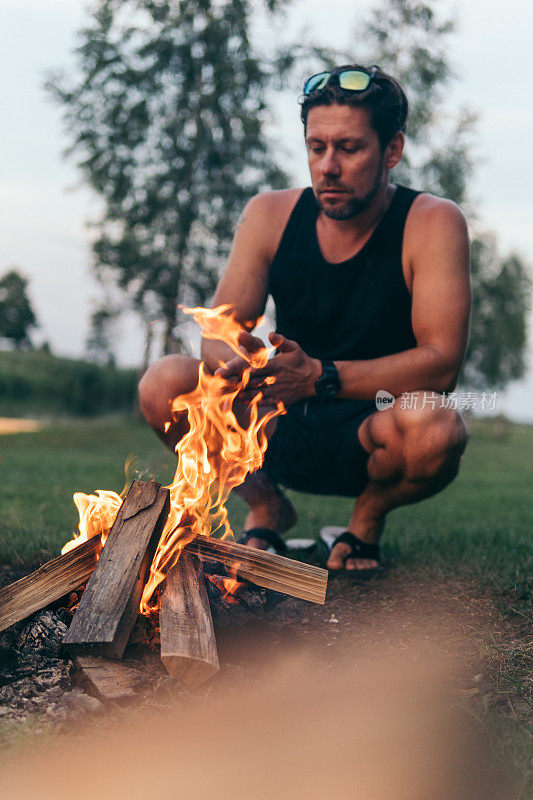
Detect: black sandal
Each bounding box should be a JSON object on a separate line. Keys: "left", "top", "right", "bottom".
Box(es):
{"left": 319, "top": 528, "right": 382, "bottom": 576}
{"left": 238, "top": 527, "right": 288, "bottom": 555}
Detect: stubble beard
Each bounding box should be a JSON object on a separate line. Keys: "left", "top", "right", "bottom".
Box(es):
{"left": 316, "top": 162, "right": 385, "bottom": 221}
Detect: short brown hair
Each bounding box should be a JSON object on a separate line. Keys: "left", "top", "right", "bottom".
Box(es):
{"left": 300, "top": 64, "right": 408, "bottom": 151}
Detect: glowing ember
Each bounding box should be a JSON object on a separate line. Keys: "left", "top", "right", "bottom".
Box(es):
{"left": 221, "top": 573, "right": 244, "bottom": 603}
{"left": 62, "top": 304, "right": 285, "bottom": 614}
{"left": 207, "top": 574, "right": 243, "bottom": 604}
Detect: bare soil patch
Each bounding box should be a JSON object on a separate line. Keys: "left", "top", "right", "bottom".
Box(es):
{"left": 0, "top": 568, "right": 529, "bottom": 732}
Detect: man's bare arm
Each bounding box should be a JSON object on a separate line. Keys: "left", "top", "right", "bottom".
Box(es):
{"left": 335, "top": 197, "right": 471, "bottom": 399}
{"left": 200, "top": 190, "right": 300, "bottom": 372}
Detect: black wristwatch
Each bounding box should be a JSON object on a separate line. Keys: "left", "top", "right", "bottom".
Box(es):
{"left": 314, "top": 359, "right": 341, "bottom": 402}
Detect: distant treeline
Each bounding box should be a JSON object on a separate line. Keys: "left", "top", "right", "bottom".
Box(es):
{"left": 0, "top": 350, "right": 138, "bottom": 417}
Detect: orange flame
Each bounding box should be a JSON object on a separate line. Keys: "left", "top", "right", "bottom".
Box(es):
{"left": 207, "top": 573, "right": 243, "bottom": 604}
{"left": 221, "top": 568, "right": 244, "bottom": 603}
{"left": 181, "top": 304, "right": 268, "bottom": 369}
{"left": 61, "top": 489, "right": 122, "bottom": 555}
{"left": 62, "top": 304, "right": 284, "bottom": 613}
{"left": 140, "top": 362, "right": 282, "bottom": 614}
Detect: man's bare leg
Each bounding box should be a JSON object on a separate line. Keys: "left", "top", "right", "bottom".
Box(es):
{"left": 138, "top": 354, "right": 201, "bottom": 450}
{"left": 232, "top": 470, "right": 297, "bottom": 547}
{"left": 327, "top": 397, "right": 469, "bottom": 571}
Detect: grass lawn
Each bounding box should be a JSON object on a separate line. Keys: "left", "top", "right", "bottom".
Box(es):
{"left": 0, "top": 416, "right": 176, "bottom": 566}
{"left": 0, "top": 415, "right": 531, "bottom": 790}
{"left": 1, "top": 415, "right": 530, "bottom": 599}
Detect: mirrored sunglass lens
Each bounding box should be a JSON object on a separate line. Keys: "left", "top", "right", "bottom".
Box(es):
{"left": 339, "top": 71, "right": 371, "bottom": 91}
{"left": 304, "top": 72, "right": 330, "bottom": 94}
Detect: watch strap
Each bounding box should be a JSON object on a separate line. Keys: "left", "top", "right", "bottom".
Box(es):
{"left": 315, "top": 359, "right": 341, "bottom": 401}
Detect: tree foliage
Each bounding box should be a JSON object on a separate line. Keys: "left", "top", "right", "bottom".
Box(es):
{"left": 48, "top": 0, "right": 289, "bottom": 354}
{"left": 86, "top": 303, "right": 120, "bottom": 365}
{"left": 0, "top": 269, "right": 37, "bottom": 349}
{"left": 464, "top": 237, "right": 531, "bottom": 389}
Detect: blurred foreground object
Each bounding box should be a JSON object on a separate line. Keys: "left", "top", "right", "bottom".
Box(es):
{"left": 0, "top": 645, "right": 514, "bottom": 800}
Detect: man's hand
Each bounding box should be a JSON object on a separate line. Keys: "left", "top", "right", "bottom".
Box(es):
{"left": 214, "top": 330, "right": 267, "bottom": 385}
{"left": 242, "top": 332, "right": 321, "bottom": 406}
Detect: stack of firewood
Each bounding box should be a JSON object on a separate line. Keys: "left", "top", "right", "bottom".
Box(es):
{"left": 0, "top": 481, "right": 327, "bottom": 689}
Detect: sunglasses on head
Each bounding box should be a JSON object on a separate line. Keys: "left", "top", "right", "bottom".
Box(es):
{"left": 303, "top": 66, "right": 379, "bottom": 96}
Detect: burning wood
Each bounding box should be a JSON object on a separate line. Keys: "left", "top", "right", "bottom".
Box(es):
{"left": 160, "top": 552, "right": 219, "bottom": 687}
{"left": 0, "top": 537, "right": 100, "bottom": 633}
{"left": 188, "top": 538, "right": 327, "bottom": 605}
{"left": 0, "top": 500, "right": 325, "bottom": 687}
{"left": 0, "top": 528, "right": 326, "bottom": 637}
{"left": 64, "top": 481, "right": 170, "bottom": 659}
{"left": 1, "top": 306, "right": 328, "bottom": 689}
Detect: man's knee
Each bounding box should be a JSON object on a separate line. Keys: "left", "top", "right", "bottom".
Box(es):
{"left": 138, "top": 355, "right": 200, "bottom": 429}
{"left": 393, "top": 402, "right": 469, "bottom": 483}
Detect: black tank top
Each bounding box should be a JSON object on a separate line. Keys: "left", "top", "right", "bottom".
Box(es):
{"left": 269, "top": 185, "right": 421, "bottom": 362}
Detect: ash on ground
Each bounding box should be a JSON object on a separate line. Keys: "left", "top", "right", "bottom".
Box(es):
{"left": 0, "top": 575, "right": 283, "bottom": 736}
{"left": 0, "top": 608, "right": 101, "bottom": 730}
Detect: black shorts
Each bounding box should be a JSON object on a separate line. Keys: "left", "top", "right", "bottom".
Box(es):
{"left": 263, "top": 397, "right": 375, "bottom": 497}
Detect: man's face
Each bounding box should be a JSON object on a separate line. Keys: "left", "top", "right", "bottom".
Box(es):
{"left": 305, "top": 104, "right": 386, "bottom": 220}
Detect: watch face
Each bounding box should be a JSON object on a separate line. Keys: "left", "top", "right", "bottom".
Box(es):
{"left": 324, "top": 380, "right": 338, "bottom": 393}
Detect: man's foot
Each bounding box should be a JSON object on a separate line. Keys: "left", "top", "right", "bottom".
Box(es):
{"left": 327, "top": 541, "right": 380, "bottom": 571}
{"left": 239, "top": 527, "right": 288, "bottom": 554}
{"left": 321, "top": 525, "right": 383, "bottom": 572}
{"left": 243, "top": 487, "right": 297, "bottom": 549}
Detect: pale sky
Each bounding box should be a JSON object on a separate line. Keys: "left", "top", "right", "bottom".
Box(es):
{"left": 0, "top": 0, "right": 532, "bottom": 420}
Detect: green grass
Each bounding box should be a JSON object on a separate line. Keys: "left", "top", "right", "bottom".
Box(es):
{"left": 1, "top": 416, "right": 531, "bottom": 597}
{"left": 0, "top": 416, "right": 175, "bottom": 565}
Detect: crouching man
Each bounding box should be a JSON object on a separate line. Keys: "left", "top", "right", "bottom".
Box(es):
{"left": 139, "top": 64, "right": 470, "bottom": 573}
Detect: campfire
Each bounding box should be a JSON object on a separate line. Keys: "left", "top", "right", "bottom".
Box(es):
{"left": 0, "top": 306, "right": 327, "bottom": 693}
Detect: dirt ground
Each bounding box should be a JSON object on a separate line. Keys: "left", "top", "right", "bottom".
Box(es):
{"left": 1, "top": 567, "right": 530, "bottom": 799}
{"left": 216, "top": 572, "right": 531, "bottom": 717}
